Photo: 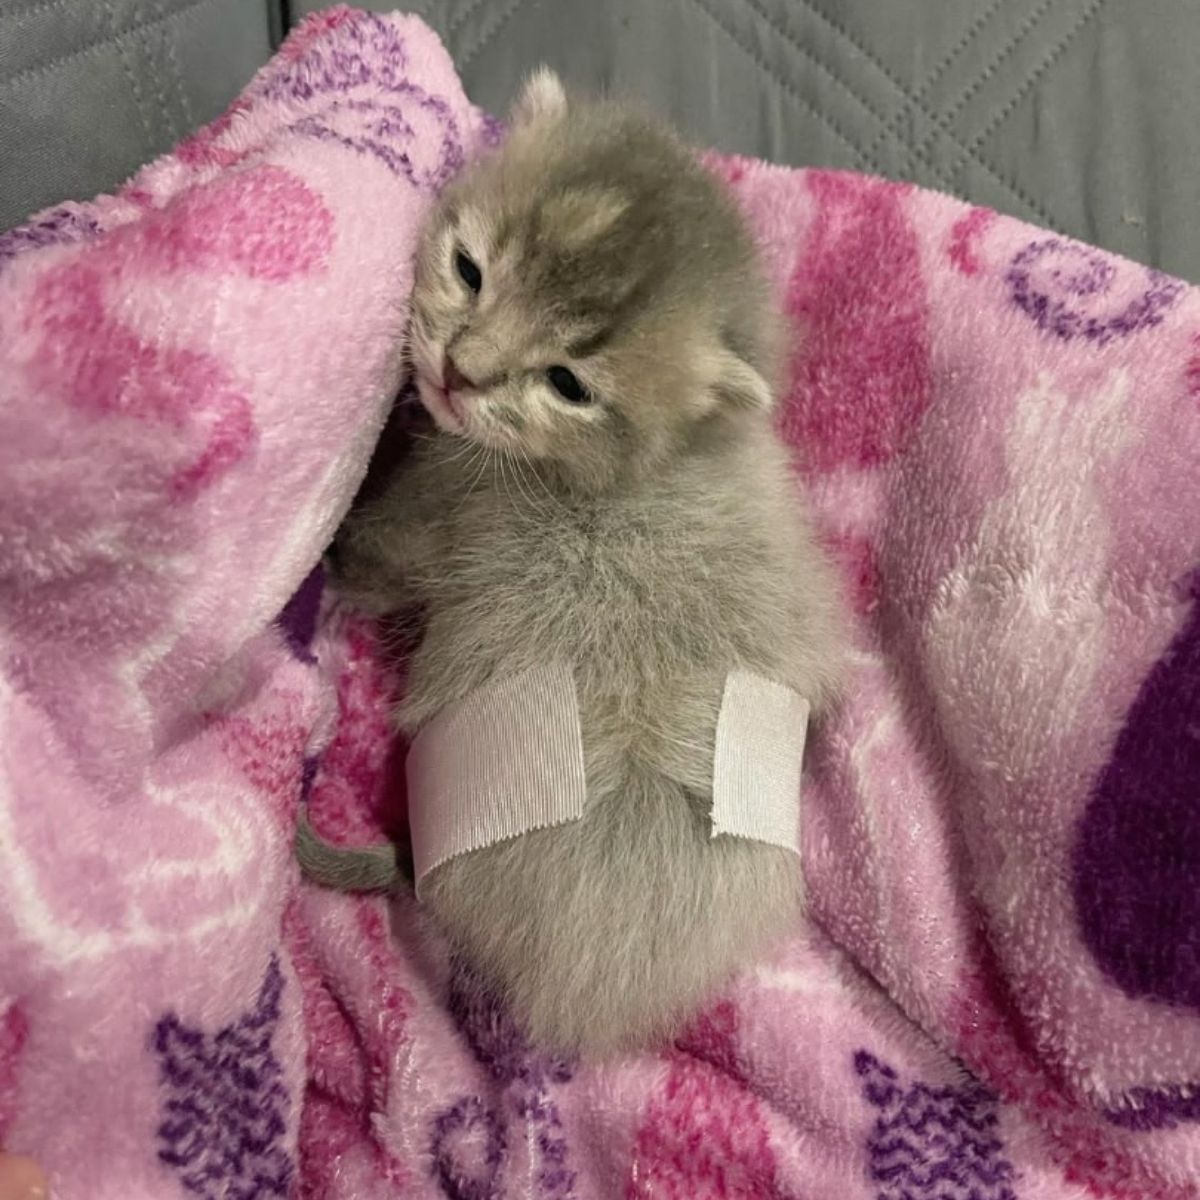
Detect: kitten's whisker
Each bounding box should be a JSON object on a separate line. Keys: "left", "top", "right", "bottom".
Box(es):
{"left": 453, "top": 445, "right": 492, "bottom": 514}
{"left": 497, "top": 451, "right": 522, "bottom": 516}
{"left": 517, "top": 448, "right": 566, "bottom": 518}
{"left": 509, "top": 451, "right": 553, "bottom": 521}
{"left": 437, "top": 437, "right": 483, "bottom": 469}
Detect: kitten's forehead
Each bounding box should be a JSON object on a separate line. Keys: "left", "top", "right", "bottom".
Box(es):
{"left": 446, "top": 202, "right": 650, "bottom": 357}
{"left": 448, "top": 113, "right": 743, "bottom": 346}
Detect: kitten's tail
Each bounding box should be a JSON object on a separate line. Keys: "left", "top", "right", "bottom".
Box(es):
{"left": 294, "top": 811, "right": 403, "bottom": 892}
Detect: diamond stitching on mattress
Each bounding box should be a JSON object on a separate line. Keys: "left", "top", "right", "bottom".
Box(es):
{"left": 0, "top": 0, "right": 219, "bottom": 99}
{"left": 735, "top": 0, "right": 903, "bottom": 154}
{"left": 457, "top": 0, "right": 534, "bottom": 71}
{"left": 903, "top": 0, "right": 1061, "bottom": 183}
{"left": 706, "top": 0, "right": 1063, "bottom": 229}
{"left": 153, "top": 0, "right": 196, "bottom": 137}
{"left": 788, "top": 0, "right": 1062, "bottom": 229}
{"left": 944, "top": 0, "right": 1111, "bottom": 184}
{"left": 933, "top": 0, "right": 1060, "bottom": 128}
{"left": 862, "top": 0, "right": 1010, "bottom": 166}
{"left": 684, "top": 0, "right": 876, "bottom": 167}
{"left": 102, "top": 0, "right": 156, "bottom": 146}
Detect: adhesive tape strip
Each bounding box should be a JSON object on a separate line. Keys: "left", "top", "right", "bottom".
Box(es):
{"left": 710, "top": 669, "right": 808, "bottom": 854}
{"left": 407, "top": 661, "right": 587, "bottom": 894}
{"left": 407, "top": 664, "right": 808, "bottom": 891}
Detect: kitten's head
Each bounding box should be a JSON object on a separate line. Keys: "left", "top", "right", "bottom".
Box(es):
{"left": 409, "top": 69, "right": 779, "bottom": 492}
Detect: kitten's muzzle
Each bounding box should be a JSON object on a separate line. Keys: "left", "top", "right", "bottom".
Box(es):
{"left": 442, "top": 353, "right": 476, "bottom": 394}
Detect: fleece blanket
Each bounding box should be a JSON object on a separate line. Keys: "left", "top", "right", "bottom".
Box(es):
{"left": 0, "top": 8, "right": 1197, "bottom": 1198}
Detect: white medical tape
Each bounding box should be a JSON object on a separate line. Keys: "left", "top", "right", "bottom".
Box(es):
{"left": 407, "top": 664, "right": 808, "bottom": 891}
{"left": 710, "top": 669, "right": 808, "bottom": 854}
{"left": 407, "top": 662, "right": 587, "bottom": 894}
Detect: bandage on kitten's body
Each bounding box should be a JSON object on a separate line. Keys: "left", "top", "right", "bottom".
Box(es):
{"left": 299, "top": 70, "right": 844, "bottom": 1056}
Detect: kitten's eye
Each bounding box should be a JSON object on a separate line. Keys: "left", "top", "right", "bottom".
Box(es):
{"left": 455, "top": 249, "right": 482, "bottom": 293}
{"left": 546, "top": 365, "right": 589, "bottom": 404}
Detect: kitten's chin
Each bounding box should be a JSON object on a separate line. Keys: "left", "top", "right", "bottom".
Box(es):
{"left": 415, "top": 375, "right": 467, "bottom": 436}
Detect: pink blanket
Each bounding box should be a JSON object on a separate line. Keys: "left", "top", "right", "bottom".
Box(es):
{"left": 1, "top": 9, "right": 1197, "bottom": 1198}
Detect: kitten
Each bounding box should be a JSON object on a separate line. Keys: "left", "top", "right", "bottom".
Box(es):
{"left": 300, "top": 69, "right": 844, "bottom": 1056}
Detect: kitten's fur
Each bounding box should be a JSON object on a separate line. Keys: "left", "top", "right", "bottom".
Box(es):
{"left": 300, "top": 70, "right": 844, "bottom": 1056}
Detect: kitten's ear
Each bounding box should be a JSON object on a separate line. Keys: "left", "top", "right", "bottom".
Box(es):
{"left": 712, "top": 348, "right": 774, "bottom": 412}
{"left": 511, "top": 67, "right": 568, "bottom": 127}
{"left": 541, "top": 188, "right": 630, "bottom": 248}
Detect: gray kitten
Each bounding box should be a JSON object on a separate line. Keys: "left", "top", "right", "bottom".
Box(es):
{"left": 300, "top": 70, "right": 844, "bottom": 1056}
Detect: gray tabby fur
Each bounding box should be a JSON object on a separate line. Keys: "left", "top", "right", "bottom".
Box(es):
{"left": 298, "top": 70, "right": 845, "bottom": 1056}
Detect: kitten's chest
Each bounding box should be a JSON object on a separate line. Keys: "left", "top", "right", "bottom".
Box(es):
{"left": 425, "top": 489, "right": 773, "bottom": 677}
{"left": 399, "top": 466, "right": 803, "bottom": 731}
{"left": 440, "top": 504, "right": 674, "bottom": 625}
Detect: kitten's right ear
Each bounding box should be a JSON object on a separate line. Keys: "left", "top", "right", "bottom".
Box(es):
{"left": 712, "top": 347, "right": 774, "bottom": 413}
{"left": 511, "top": 66, "right": 568, "bottom": 127}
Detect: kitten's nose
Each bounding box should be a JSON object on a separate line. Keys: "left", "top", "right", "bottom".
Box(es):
{"left": 442, "top": 353, "right": 475, "bottom": 394}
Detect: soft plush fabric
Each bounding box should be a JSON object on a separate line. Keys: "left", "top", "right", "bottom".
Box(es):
{"left": 0, "top": 9, "right": 1197, "bottom": 1199}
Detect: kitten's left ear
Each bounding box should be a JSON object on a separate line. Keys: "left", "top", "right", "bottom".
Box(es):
{"left": 712, "top": 347, "right": 774, "bottom": 412}
{"left": 511, "top": 67, "right": 568, "bottom": 127}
